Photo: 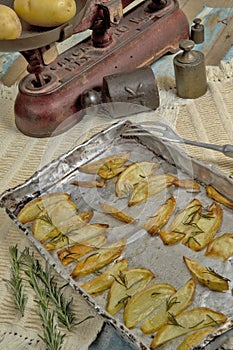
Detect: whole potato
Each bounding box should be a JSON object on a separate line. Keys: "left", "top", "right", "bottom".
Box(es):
{"left": 0, "top": 4, "right": 22, "bottom": 39}
{"left": 14, "top": 0, "right": 76, "bottom": 27}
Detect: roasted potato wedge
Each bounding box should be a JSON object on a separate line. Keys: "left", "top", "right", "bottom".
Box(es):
{"left": 115, "top": 161, "right": 159, "bottom": 197}
{"left": 173, "top": 178, "right": 200, "bottom": 191}
{"left": 81, "top": 259, "right": 128, "bottom": 294}
{"left": 124, "top": 283, "right": 176, "bottom": 329}
{"left": 159, "top": 199, "right": 202, "bottom": 245}
{"left": 182, "top": 202, "right": 223, "bottom": 251}
{"left": 106, "top": 267, "right": 155, "bottom": 315}
{"left": 205, "top": 233, "right": 233, "bottom": 261}
{"left": 141, "top": 278, "right": 196, "bottom": 334}
{"left": 142, "top": 197, "right": 176, "bottom": 236}
{"left": 206, "top": 184, "right": 233, "bottom": 209}
{"left": 33, "top": 207, "right": 91, "bottom": 243}
{"left": 79, "top": 152, "right": 131, "bottom": 179}
{"left": 128, "top": 174, "right": 176, "bottom": 207}
{"left": 71, "top": 238, "right": 126, "bottom": 278}
{"left": 100, "top": 202, "right": 135, "bottom": 223}
{"left": 45, "top": 223, "right": 109, "bottom": 251}
{"left": 177, "top": 327, "right": 215, "bottom": 350}
{"left": 17, "top": 192, "right": 70, "bottom": 223}
{"left": 70, "top": 179, "right": 105, "bottom": 188}
{"left": 150, "top": 307, "right": 227, "bottom": 349}
{"left": 183, "top": 256, "right": 229, "bottom": 292}
{"left": 56, "top": 235, "right": 107, "bottom": 265}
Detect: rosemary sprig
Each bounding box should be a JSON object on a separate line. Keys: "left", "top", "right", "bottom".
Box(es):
{"left": 205, "top": 267, "right": 230, "bottom": 282}
{"left": 111, "top": 271, "right": 128, "bottom": 288}
{"left": 37, "top": 300, "right": 65, "bottom": 350}
{"left": 3, "top": 245, "right": 27, "bottom": 316}
{"left": 166, "top": 296, "right": 180, "bottom": 311}
{"left": 23, "top": 252, "right": 77, "bottom": 331}
{"left": 167, "top": 312, "right": 184, "bottom": 327}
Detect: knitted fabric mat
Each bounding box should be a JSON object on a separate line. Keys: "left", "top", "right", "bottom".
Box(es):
{"left": 0, "top": 58, "right": 232, "bottom": 350}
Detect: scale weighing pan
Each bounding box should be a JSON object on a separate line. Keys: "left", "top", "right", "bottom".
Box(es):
{"left": 0, "top": 0, "right": 87, "bottom": 51}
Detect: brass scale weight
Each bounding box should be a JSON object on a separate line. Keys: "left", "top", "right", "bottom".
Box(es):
{"left": 0, "top": 0, "right": 189, "bottom": 137}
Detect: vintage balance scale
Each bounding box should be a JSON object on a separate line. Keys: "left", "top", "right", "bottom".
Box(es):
{"left": 0, "top": 0, "right": 189, "bottom": 137}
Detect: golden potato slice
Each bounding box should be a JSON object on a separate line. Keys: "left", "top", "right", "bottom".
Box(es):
{"left": 100, "top": 203, "right": 135, "bottom": 223}
{"left": 70, "top": 179, "right": 105, "bottom": 188}
{"left": 56, "top": 235, "right": 107, "bottom": 265}
{"left": 71, "top": 238, "right": 126, "bottom": 278}
{"left": 182, "top": 202, "right": 223, "bottom": 251}
{"left": 17, "top": 192, "right": 70, "bottom": 223}
{"left": 150, "top": 307, "right": 227, "bottom": 349}
{"left": 173, "top": 178, "right": 200, "bottom": 191}
{"left": 205, "top": 233, "right": 233, "bottom": 261}
{"left": 183, "top": 256, "right": 229, "bottom": 292}
{"left": 45, "top": 223, "right": 109, "bottom": 251}
{"left": 79, "top": 152, "right": 131, "bottom": 179}
{"left": 159, "top": 199, "right": 202, "bottom": 245}
{"left": 206, "top": 184, "right": 233, "bottom": 209}
{"left": 106, "top": 268, "right": 155, "bottom": 315}
{"left": 33, "top": 207, "right": 90, "bottom": 243}
{"left": 128, "top": 174, "right": 176, "bottom": 207}
{"left": 124, "top": 283, "right": 176, "bottom": 329}
{"left": 177, "top": 328, "right": 215, "bottom": 350}
{"left": 142, "top": 197, "right": 176, "bottom": 236}
{"left": 81, "top": 259, "right": 128, "bottom": 294}
{"left": 141, "top": 278, "right": 196, "bottom": 334}
{"left": 115, "top": 161, "right": 160, "bottom": 197}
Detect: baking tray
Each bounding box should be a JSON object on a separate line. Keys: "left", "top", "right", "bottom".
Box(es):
{"left": 1, "top": 119, "right": 233, "bottom": 350}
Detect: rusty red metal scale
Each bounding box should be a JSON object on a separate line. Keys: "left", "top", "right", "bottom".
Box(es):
{"left": 1, "top": 0, "right": 189, "bottom": 137}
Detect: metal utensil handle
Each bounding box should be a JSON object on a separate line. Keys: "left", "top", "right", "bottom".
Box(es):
{"left": 180, "top": 139, "right": 233, "bottom": 158}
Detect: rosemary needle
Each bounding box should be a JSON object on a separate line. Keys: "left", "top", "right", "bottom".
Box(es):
{"left": 3, "top": 245, "right": 27, "bottom": 317}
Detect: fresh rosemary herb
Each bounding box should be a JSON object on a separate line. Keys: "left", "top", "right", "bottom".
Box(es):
{"left": 167, "top": 312, "right": 184, "bottom": 327}
{"left": 189, "top": 319, "right": 204, "bottom": 329}
{"left": 166, "top": 296, "right": 180, "bottom": 311}
{"left": 151, "top": 292, "right": 161, "bottom": 298}
{"left": 23, "top": 253, "right": 77, "bottom": 331}
{"left": 112, "top": 271, "right": 128, "bottom": 288}
{"left": 3, "top": 245, "right": 27, "bottom": 317}
{"left": 38, "top": 301, "right": 65, "bottom": 350}
{"left": 116, "top": 294, "right": 131, "bottom": 307}
{"left": 204, "top": 314, "right": 221, "bottom": 326}
{"left": 205, "top": 268, "right": 230, "bottom": 282}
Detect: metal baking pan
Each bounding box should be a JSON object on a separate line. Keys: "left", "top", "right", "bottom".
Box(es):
{"left": 1, "top": 120, "right": 233, "bottom": 350}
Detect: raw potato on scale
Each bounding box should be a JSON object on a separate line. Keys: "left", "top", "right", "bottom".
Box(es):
{"left": 14, "top": 0, "right": 76, "bottom": 27}
{"left": 0, "top": 4, "right": 22, "bottom": 39}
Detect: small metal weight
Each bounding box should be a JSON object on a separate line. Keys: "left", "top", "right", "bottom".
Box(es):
{"left": 191, "top": 18, "right": 204, "bottom": 44}
{"left": 102, "top": 66, "right": 160, "bottom": 110}
{"left": 173, "top": 40, "right": 207, "bottom": 99}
